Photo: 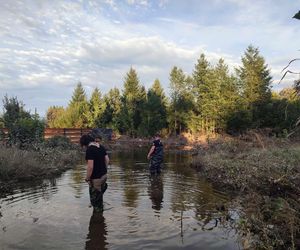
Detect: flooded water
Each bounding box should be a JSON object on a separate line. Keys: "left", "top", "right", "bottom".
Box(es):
{"left": 0, "top": 149, "right": 240, "bottom": 250}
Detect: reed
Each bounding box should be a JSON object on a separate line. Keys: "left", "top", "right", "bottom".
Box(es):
{"left": 0, "top": 144, "right": 80, "bottom": 181}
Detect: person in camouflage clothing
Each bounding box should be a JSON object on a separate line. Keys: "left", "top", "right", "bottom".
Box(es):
{"left": 147, "top": 134, "right": 164, "bottom": 175}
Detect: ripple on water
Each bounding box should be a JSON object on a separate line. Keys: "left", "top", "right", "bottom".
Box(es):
{"left": 0, "top": 150, "right": 240, "bottom": 250}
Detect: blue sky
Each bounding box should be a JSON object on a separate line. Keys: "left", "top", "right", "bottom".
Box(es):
{"left": 0, "top": 0, "right": 300, "bottom": 116}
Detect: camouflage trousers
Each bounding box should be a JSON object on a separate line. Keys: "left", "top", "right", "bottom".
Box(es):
{"left": 89, "top": 175, "right": 107, "bottom": 213}
{"left": 149, "top": 157, "right": 163, "bottom": 175}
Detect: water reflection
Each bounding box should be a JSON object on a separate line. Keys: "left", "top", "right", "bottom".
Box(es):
{"left": 85, "top": 212, "right": 108, "bottom": 250}
{"left": 119, "top": 151, "right": 144, "bottom": 208}
{"left": 0, "top": 149, "right": 239, "bottom": 250}
{"left": 123, "top": 170, "right": 140, "bottom": 208}
{"left": 148, "top": 174, "right": 164, "bottom": 211}
{"left": 69, "top": 166, "right": 85, "bottom": 198}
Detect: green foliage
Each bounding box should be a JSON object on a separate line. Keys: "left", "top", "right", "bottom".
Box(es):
{"left": 237, "top": 45, "right": 272, "bottom": 125}
{"left": 100, "top": 87, "right": 122, "bottom": 130}
{"left": 69, "top": 82, "right": 87, "bottom": 105}
{"left": 44, "top": 135, "right": 75, "bottom": 149}
{"left": 140, "top": 79, "right": 168, "bottom": 136}
{"left": 2, "top": 95, "right": 31, "bottom": 128}
{"left": 119, "top": 67, "right": 147, "bottom": 136}
{"left": 191, "top": 54, "right": 215, "bottom": 133}
{"left": 39, "top": 45, "right": 300, "bottom": 137}
{"left": 2, "top": 96, "right": 45, "bottom": 146}
{"left": 67, "top": 83, "right": 89, "bottom": 128}
{"left": 227, "top": 109, "right": 252, "bottom": 133}
{"left": 261, "top": 98, "right": 300, "bottom": 133}
{"left": 214, "top": 59, "right": 241, "bottom": 129}
{"left": 0, "top": 116, "right": 4, "bottom": 128}
{"left": 87, "top": 88, "right": 105, "bottom": 127}
{"left": 46, "top": 106, "right": 65, "bottom": 128}
{"left": 46, "top": 82, "right": 90, "bottom": 128}
{"left": 168, "top": 66, "right": 193, "bottom": 134}
{"left": 8, "top": 116, "right": 45, "bottom": 145}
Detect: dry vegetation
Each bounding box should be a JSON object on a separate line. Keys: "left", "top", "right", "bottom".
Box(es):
{"left": 191, "top": 135, "right": 300, "bottom": 249}
{"left": 0, "top": 136, "right": 81, "bottom": 194}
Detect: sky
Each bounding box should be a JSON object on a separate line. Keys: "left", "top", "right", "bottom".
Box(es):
{"left": 0, "top": 0, "right": 300, "bottom": 116}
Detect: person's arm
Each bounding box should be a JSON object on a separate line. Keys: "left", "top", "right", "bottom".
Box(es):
{"left": 105, "top": 155, "right": 110, "bottom": 167}
{"left": 147, "top": 145, "right": 155, "bottom": 160}
{"left": 85, "top": 160, "right": 94, "bottom": 182}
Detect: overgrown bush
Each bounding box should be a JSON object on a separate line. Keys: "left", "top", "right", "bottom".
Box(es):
{"left": 8, "top": 117, "right": 45, "bottom": 145}
{"left": 0, "top": 145, "right": 80, "bottom": 181}
{"left": 2, "top": 96, "right": 45, "bottom": 147}
{"left": 44, "top": 135, "right": 77, "bottom": 149}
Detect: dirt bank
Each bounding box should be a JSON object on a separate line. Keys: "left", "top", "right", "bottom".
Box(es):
{"left": 190, "top": 137, "right": 300, "bottom": 249}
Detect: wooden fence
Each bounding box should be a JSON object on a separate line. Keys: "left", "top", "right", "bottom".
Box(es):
{"left": 44, "top": 128, "right": 93, "bottom": 143}
{"left": 0, "top": 128, "right": 93, "bottom": 144}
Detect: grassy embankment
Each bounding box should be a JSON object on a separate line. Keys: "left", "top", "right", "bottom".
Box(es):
{"left": 191, "top": 134, "right": 300, "bottom": 249}
{"left": 0, "top": 136, "right": 81, "bottom": 193}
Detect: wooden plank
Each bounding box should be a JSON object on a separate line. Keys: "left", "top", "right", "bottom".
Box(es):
{"left": 44, "top": 128, "right": 92, "bottom": 143}
{"left": 1, "top": 128, "right": 106, "bottom": 144}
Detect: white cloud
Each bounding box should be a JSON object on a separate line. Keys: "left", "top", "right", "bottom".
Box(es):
{"left": 0, "top": 0, "right": 299, "bottom": 115}
{"left": 127, "top": 0, "right": 149, "bottom": 6}
{"left": 158, "top": 0, "right": 169, "bottom": 8}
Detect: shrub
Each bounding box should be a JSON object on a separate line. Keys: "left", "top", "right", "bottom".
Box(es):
{"left": 2, "top": 96, "right": 45, "bottom": 146}
{"left": 44, "top": 135, "right": 76, "bottom": 149}
{"left": 8, "top": 117, "right": 45, "bottom": 145}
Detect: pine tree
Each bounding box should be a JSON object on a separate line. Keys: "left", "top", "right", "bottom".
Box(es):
{"left": 238, "top": 46, "right": 272, "bottom": 105}
{"left": 142, "top": 79, "right": 168, "bottom": 136}
{"left": 101, "top": 87, "right": 122, "bottom": 130}
{"left": 169, "top": 66, "right": 193, "bottom": 134}
{"left": 214, "top": 58, "right": 240, "bottom": 130}
{"left": 65, "top": 82, "right": 89, "bottom": 128}
{"left": 136, "top": 86, "right": 148, "bottom": 136}
{"left": 87, "top": 88, "right": 105, "bottom": 127}
{"left": 191, "top": 53, "right": 212, "bottom": 132}
{"left": 69, "top": 82, "right": 87, "bottom": 106}
{"left": 121, "top": 67, "right": 145, "bottom": 136}
{"left": 237, "top": 45, "right": 272, "bottom": 127}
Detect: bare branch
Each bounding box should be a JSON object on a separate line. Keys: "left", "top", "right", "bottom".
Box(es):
{"left": 279, "top": 70, "right": 300, "bottom": 84}
{"left": 293, "top": 11, "right": 300, "bottom": 20}
{"left": 281, "top": 58, "right": 300, "bottom": 72}
{"left": 295, "top": 117, "right": 300, "bottom": 127}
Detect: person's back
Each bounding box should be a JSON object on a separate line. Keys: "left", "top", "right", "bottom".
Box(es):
{"left": 86, "top": 144, "right": 107, "bottom": 179}
{"left": 80, "top": 134, "right": 109, "bottom": 213}
{"left": 147, "top": 134, "right": 164, "bottom": 175}
{"left": 152, "top": 138, "right": 163, "bottom": 161}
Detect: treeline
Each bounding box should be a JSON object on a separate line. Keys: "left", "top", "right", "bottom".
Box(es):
{"left": 2, "top": 45, "right": 300, "bottom": 138}
{"left": 47, "top": 45, "right": 300, "bottom": 137}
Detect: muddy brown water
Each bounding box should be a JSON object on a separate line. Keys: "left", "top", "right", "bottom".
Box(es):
{"left": 0, "top": 149, "right": 240, "bottom": 250}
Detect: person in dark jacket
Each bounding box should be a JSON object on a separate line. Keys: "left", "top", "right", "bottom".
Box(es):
{"left": 147, "top": 134, "right": 164, "bottom": 175}
{"left": 80, "top": 134, "right": 109, "bottom": 213}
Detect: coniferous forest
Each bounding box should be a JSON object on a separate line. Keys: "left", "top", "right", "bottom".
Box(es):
{"left": 45, "top": 45, "right": 300, "bottom": 137}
